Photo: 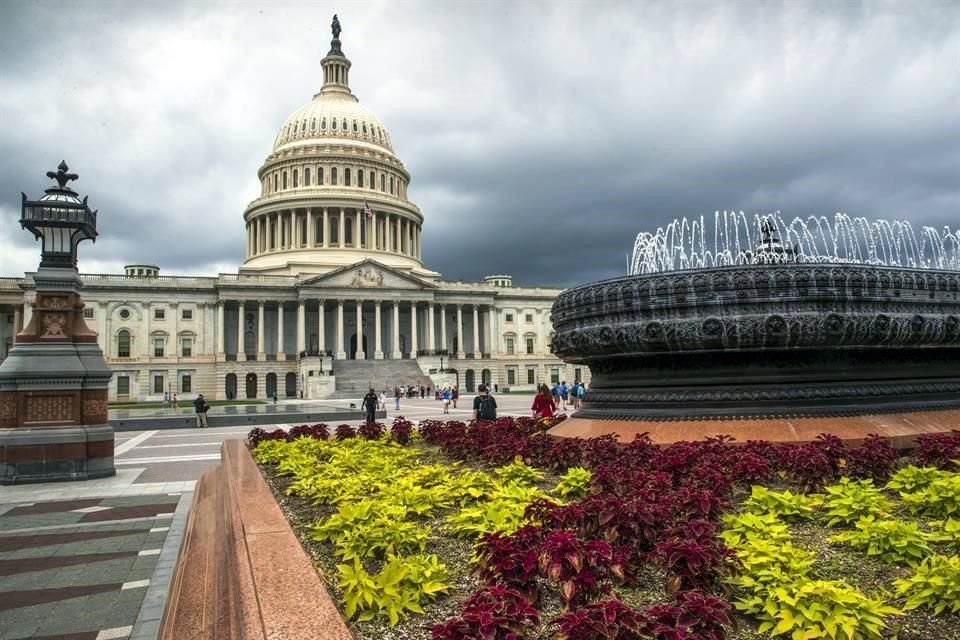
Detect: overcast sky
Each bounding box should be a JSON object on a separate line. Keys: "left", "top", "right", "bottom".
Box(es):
{"left": 0, "top": 0, "right": 957, "bottom": 287}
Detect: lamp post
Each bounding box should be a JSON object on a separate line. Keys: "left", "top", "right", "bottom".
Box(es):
{"left": 0, "top": 162, "right": 115, "bottom": 484}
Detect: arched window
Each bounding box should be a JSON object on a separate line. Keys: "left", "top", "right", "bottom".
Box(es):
{"left": 380, "top": 174, "right": 386, "bottom": 192}
{"left": 331, "top": 167, "right": 338, "bottom": 185}
{"left": 352, "top": 120, "right": 358, "bottom": 132}
{"left": 293, "top": 169, "right": 299, "bottom": 188}
{"left": 330, "top": 216, "right": 339, "bottom": 244}
{"left": 342, "top": 119, "right": 348, "bottom": 130}
{"left": 321, "top": 118, "right": 326, "bottom": 130}
{"left": 369, "top": 171, "right": 375, "bottom": 189}
{"left": 344, "top": 168, "right": 351, "bottom": 187}
{"left": 118, "top": 330, "right": 131, "bottom": 358}
{"left": 332, "top": 119, "right": 337, "bottom": 130}
{"left": 282, "top": 171, "right": 288, "bottom": 189}
{"left": 390, "top": 176, "right": 394, "bottom": 194}
{"left": 358, "top": 169, "right": 364, "bottom": 189}
{"left": 318, "top": 166, "right": 324, "bottom": 185}
{"left": 273, "top": 174, "right": 278, "bottom": 191}
{"left": 311, "top": 118, "right": 316, "bottom": 131}
{"left": 304, "top": 167, "right": 311, "bottom": 186}
{"left": 362, "top": 123, "right": 367, "bottom": 134}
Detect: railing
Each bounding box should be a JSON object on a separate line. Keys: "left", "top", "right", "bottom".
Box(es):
{"left": 416, "top": 349, "right": 448, "bottom": 357}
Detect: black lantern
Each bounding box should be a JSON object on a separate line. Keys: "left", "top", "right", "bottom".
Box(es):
{"left": 20, "top": 161, "right": 98, "bottom": 269}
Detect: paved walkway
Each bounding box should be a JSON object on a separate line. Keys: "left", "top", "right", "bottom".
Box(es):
{"left": 0, "top": 394, "right": 543, "bottom": 639}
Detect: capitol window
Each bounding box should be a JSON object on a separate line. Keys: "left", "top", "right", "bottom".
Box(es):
{"left": 182, "top": 309, "right": 192, "bottom": 320}
{"left": 154, "top": 309, "right": 165, "bottom": 320}
{"left": 117, "top": 330, "right": 131, "bottom": 358}
{"left": 116, "top": 376, "right": 130, "bottom": 397}
{"left": 345, "top": 168, "right": 351, "bottom": 187}
{"left": 358, "top": 169, "right": 364, "bottom": 188}
{"left": 318, "top": 167, "right": 324, "bottom": 185}
{"left": 120, "top": 308, "right": 131, "bottom": 320}
{"left": 83, "top": 307, "right": 95, "bottom": 319}
{"left": 311, "top": 119, "right": 316, "bottom": 131}
{"left": 282, "top": 172, "right": 288, "bottom": 189}
{"left": 293, "top": 170, "right": 299, "bottom": 188}
{"left": 154, "top": 337, "right": 165, "bottom": 358}
{"left": 304, "top": 167, "right": 311, "bottom": 186}
{"left": 362, "top": 123, "right": 367, "bottom": 134}
{"left": 390, "top": 176, "right": 394, "bottom": 194}
{"left": 353, "top": 121, "right": 358, "bottom": 132}
{"left": 332, "top": 119, "right": 337, "bottom": 130}
{"left": 526, "top": 337, "right": 535, "bottom": 354}
{"left": 506, "top": 337, "right": 515, "bottom": 355}
{"left": 321, "top": 118, "right": 326, "bottom": 130}
{"left": 342, "top": 119, "right": 347, "bottom": 130}
{"left": 274, "top": 174, "right": 278, "bottom": 191}
{"left": 369, "top": 172, "right": 375, "bottom": 189}
{"left": 332, "top": 167, "right": 338, "bottom": 185}
{"left": 380, "top": 174, "right": 385, "bottom": 191}
{"left": 181, "top": 337, "right": 192, "bottom": 357}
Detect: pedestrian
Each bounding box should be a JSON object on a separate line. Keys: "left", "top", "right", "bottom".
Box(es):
{"left": 452, "top": 385, "right": 459, "bottom": 409}
{"left": 531, "top": 383, "right": 557, "bottom": 419}
{"left": 273, "top": 391, "right": 278, "bottom": 404}
{"left": 378, "top": 389, "right": 387, "bottom": 410}
{"left": 472, "top": 384, "right": 498, "bottom": 422}
{"left": 172, "top": 392, "right": 177, "bottom": 408}
{"left": 494, "top": 383, "right": 498, "bottom": 393}
{"left": 194, "top": 393, "right": 209, "bottom": 428}
{"left": 394, "top": 385, "right": 401, "bottom": 410}
{"left": 559, "top": 381, "right": 568, "bottom": 411}
{"left": 163, "top": 391, "right": 169, "bottom": 408}
{"left": 442, "top": 386, "right": 451, "bottom": 414}
{"left": 362, "top": 388, "right": 378, "bottom": 423}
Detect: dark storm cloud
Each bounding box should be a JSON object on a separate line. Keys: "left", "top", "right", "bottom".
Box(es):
{"left": 0, "top": 1, "right": 957, "bottom": 288}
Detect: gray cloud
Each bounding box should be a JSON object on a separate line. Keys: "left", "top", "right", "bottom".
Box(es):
{"left": 1, "top": 0, "right": 957, "bottom": 288}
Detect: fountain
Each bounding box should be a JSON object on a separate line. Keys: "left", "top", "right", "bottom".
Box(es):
{"left": 548, "top": 212, "right": 960, "bottom": 445}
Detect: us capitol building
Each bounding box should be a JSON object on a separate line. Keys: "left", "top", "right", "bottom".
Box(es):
{"left": 0, "top": 23, "right": 587, "bottom": 402}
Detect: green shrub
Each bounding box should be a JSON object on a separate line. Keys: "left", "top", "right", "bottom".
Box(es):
{"left": 895, "top": 554, "right": 960, "bottom": 615}
{"left": 339, "top": 554, "right": 450, "bottom": 626}
{"left": 720, "top": 511, "right": 792, "bottom": 548}
{"left": 445, "top": 482, "right": 547, "bottom": 538}
{"left": 743, "top": 486, "right": 823, "bottom": 520}
{"left": 493, "top": 461, "right": 544, "bottom": 486}
{"left": 885, "top": 465, "right": 949, "bottom": 493}
{"left": 821, "top": 478, "right": 892, "bottom": 527}
{"left": 554, "top": 466, "right": 591, "bottom": 499}
{"left": 901, "top": 474, "right": 960, "bottom": 519}
{"left": 735, "top": 580, "right": 900, "bottom": 640}
{"left": 727, "top": 537, "right": 817, "bottom": 595}
{"left": 926, "top": 518, "right": 960, "bottom": 550}
{"left": 829, "top": 517, "right": 931, "bottom": 566}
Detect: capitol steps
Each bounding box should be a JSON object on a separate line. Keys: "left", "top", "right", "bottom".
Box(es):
{"left": 330, "top": 360, "right": 433, "bottom": 399}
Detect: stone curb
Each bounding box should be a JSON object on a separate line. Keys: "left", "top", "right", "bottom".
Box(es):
{"left": 159, "top": 440, "right": 352, "bottom": 639}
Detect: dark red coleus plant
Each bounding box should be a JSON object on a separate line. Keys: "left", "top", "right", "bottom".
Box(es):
{"left": 431, "top": 584, "right": 540, "bottom": 640}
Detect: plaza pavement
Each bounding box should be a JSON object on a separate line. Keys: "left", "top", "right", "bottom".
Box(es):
{"left": 0, "top": 393, "right": 549, "bottom": 640}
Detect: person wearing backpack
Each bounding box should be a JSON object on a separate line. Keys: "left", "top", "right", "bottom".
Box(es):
{"left": 472, "top": 384, "right": 498, "bottom": 422}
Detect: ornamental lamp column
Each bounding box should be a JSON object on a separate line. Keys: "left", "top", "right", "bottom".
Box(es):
{"left": 0, "top": 161, "right": 115, "bottom": 484}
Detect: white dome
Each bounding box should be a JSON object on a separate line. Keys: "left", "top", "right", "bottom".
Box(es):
{"left": 273, "top": 93, "right": 394, "bottom": 153}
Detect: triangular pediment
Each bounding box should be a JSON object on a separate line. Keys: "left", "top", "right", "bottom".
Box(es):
{"left": 300, "top": 260, "right": 437, "bottom": 291}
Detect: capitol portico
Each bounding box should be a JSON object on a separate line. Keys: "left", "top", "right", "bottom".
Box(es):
{"left": 0, "top": 21, "right": 586, "bottom": 401}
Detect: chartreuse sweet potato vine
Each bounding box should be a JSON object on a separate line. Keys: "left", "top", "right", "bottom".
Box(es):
{"left": 252, "top": 437, "right": 553, "bottom": 627}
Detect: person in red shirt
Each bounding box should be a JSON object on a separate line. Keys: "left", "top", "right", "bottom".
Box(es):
{"left": 531, "top": 384, "right": 556, "bottom": 418}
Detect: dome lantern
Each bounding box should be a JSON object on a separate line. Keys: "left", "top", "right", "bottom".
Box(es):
{"left": 320, "top": 14, "right": 352, "bottom": 97}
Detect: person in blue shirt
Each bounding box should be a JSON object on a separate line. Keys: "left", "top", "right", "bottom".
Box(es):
{"left": 559, "top": 381, "right": 569, "bottom": 410}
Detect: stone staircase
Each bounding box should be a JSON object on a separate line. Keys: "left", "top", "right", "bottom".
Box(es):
{"left": 330, "top": 359, "right": 433, "bottom": 399}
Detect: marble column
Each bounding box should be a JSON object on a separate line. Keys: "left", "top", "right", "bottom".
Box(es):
{"left": 236, "top": 301, "right": 245, "bottom": 358}
{"left": 428, "top": 302, "right": 436, "bottom": 351}
{"left": 317, "top": 300, "right": 325, "bottom": 354}
{"left": 394, "top": 216, "right": 400, "bottom": 253}
{"left": 323, "top": 208, "right": 329, "bottom": 248}
{"left": 355, "top": 300, "right": 365, "bottom": 360}
{"left": 276, "top": 303, "right": 285, "bottom": 359}
{"left": 392, "top": 301, "right": 401, "bottom": 359}
{"left": 456, "top": 304, "right": 464, "bottom": 358}
{"left": 273, "top": 213, "right": 279, "bottom": 250}
{"left": 440, "top": 304, "right": 447, "bottom": 354}
{"left": 374, "top": 301, "right": 383, "bottom": 360}
{"left": 410, "top": 303, "right": 418, "bottom": 357}
{"left": 140, "top": 302, "right": 151, "bottom": 358}
{"left": 257, "top": 301, "right": 266, "bottom": 359}
{"left": 487, "top": 306, "right": 496, "bottom": 356}
{"left": 297, "top": 300, "right": 306, "bottom": 354}
{"left": 336, "top": 300, "right": 346, "bottom": 359}
{"left": 216, "top": 301, "right": 225, "bottom": 355}
{"left": 307, "top": 208, "right": 313, "bottom": 247}
{"left": 473, "top": 305, "right": 480, "bottom": 357}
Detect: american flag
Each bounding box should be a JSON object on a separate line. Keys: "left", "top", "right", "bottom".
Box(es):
{"left": 363, "top": 200, "right": 374, "bottom": 219}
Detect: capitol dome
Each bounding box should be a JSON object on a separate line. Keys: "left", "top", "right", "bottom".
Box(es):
{"left": 241, "top": 26, "right": 433, "bottom": 278}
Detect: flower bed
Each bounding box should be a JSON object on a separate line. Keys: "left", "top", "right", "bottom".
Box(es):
{"left": 250, "top": 422, "right": 960, "bottom": 640}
